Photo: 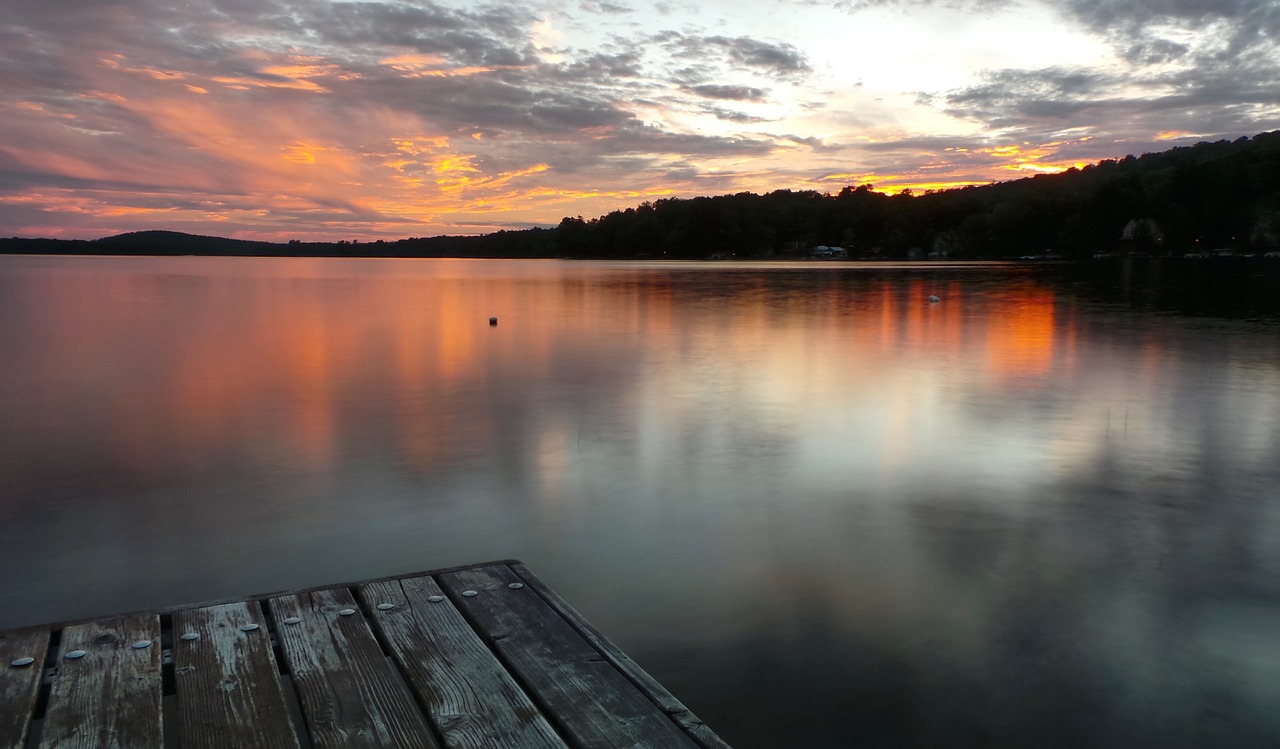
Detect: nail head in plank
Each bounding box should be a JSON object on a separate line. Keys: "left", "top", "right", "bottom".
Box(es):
{"left": 267, "top": 588, "right": 438, "bottom": 749}
{"left": 358, "top": 576, "right": 568, "bottom": 749}
{"left": 172, "top": 601, "right": 301, "bottom": 749}
{"left": 39, "top": 615, "right": 163, "bottom": 749}
{"left": 0, "top": 626, "right": 50, "bottom": 749}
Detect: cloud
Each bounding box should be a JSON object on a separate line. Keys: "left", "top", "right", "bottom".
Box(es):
{"left": 1060, "top": 0, "right": 1279, "bottom": 47}
{"left": 298, "top": 2, "right": 539, "bottom": 67}
{"left": 685, "top": 84, "right": 769, "bottom": 101}
{"left": 701, "top": 106, "right": 772, "bottom": 123}
{"left": 922, "top": 0, "right": 1280, "bottom": 159}
{"left": 941, "top": 56, "right": 1280, "bottom": 138}
{"left": 712, "top": 36, "right": 811, "bottom": 75}
{"left": 552, "top": 51, "right": 646, "bottom": 79}
{"left": 941, "top": 67, "right": 1114, "bottom": 128}
{"left": 1053, "top": 0, "right": 1280, "bottom": 69}
{"left": 832, "top": 0, "right": 1014, "bottom": 12}
{"left": 1, "top": 0, "right": 1276, "bottom": 239}
{"left": 579, "top": 1, "right": 633, "bottom": 13}
{"left": 656, "top": 32, "right": 812, "bottom": 80}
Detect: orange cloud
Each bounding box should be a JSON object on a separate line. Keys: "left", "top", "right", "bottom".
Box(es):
{"left": 99, "top": 55, "right": 188, "bottom": 81}
{"left": 378, "top": 53, "right": 497, "bottom": 78}
{"left": 211, "top": 76, "right": 330, "bottom": 93}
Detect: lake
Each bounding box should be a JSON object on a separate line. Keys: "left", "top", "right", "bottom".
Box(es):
{"left": 2, "top": 255, "right": 1279, "bottom": 748}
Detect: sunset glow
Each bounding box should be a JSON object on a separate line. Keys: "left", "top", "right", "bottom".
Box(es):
{"left": 2, "top": 0, "right": 1277, "bottom": 240}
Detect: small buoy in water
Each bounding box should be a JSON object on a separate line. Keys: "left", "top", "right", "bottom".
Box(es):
{"left": 927, "top": 295, "right": 941, "bottom": 303}
{"left": 489, "top": 316, "right": 498, "bottom": 326}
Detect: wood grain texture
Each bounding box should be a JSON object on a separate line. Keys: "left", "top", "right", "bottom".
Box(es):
{"left": 509, "top": 563, "right": 732, "bottom": 749}
{"left": 268, "top": 587, "right": 439, "bottom": 748}
{"left": 358, "top": 577, "right": 568, "bottom": 749}
{"left": 0, "top": 560, "right": 734, "bottom": 749}
{"left": 38, "top": 615, "right": 162, "bottom": 749}
{"left": 0, "top": 626, "right": 50, "bottom": 749}
{"left": 171, "top": 601, "right": 301, "bottom": 749}
{"left": 440, "top": 565, "right": 699, "bottom": 749}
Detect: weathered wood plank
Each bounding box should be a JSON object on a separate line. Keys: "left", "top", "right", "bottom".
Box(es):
{"left": 0, "top": 626, "right": 49, "bottom": 749}
{"left": 1, "top": 560, "right": 733, "bottom": 749}
{"left": 38, "top": 615, "right": 162, "bottom": 749}
{"left": 358, "top": 577, "right": 568, "bottom": 749}
{"left": 172, "top": 601, "right": 301, "bottom": 749}
{"left": 509, "top": 563, "right": 732, "bottom": 749}
{"left": 267, "top": 587, "right": 439, "bottom": 748}
{"left": 439, "top": 565, "right": 699, "bottom": 749}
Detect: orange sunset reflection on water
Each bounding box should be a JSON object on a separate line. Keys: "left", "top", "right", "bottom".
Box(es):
{"left": 6, "top": 256, "right": 1280, "bottom": 749}
{"left": 0, "top": 259, "right": 1075, "bottom": 506}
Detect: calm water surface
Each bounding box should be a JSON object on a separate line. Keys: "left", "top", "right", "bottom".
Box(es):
{"left": 3, "top": 256, "right": 1280, "bottom": 748}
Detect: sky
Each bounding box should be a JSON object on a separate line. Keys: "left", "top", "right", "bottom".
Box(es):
{"left": 2, "top": 0, "right": 1279, "bottom": 241}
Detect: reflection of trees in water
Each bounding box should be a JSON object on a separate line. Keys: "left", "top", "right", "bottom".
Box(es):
{"left": 1061, "top": 258, "right": 1280, "bottom": 319}
{"left": 6, "top": 259, "right": 1280, "bottom": 746}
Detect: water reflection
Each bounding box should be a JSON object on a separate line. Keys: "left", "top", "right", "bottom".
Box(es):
{"left": 2, "top": 257, "right": 1279, "bottom": 748}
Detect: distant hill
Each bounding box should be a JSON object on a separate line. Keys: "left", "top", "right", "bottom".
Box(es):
{"left": 91, "top": 230, "right": 280, "bottom": 255}
{"left": 0, "top": 228, "right": 557, "bottom": 259}
{"left": 4, "top": 130, "right": 1279, "bottom": 260}
{"left": 0, "top": 230, "right": 281, "bottom": 257}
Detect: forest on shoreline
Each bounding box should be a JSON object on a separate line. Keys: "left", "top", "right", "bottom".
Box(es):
{"left": 4, "top": 131, "right": 1280, "bottom": 261}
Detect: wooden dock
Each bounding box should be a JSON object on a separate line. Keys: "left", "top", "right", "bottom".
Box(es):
{"left": 0, "top": 560, "right": 730, "bottom": 749}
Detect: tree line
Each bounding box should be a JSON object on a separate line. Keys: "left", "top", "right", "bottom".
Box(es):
{"left": 546, "top": 130, "right": 1280, "bottom": 260}
{"left": 4, "top": 130, "right": 1279, "bottom": 260}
